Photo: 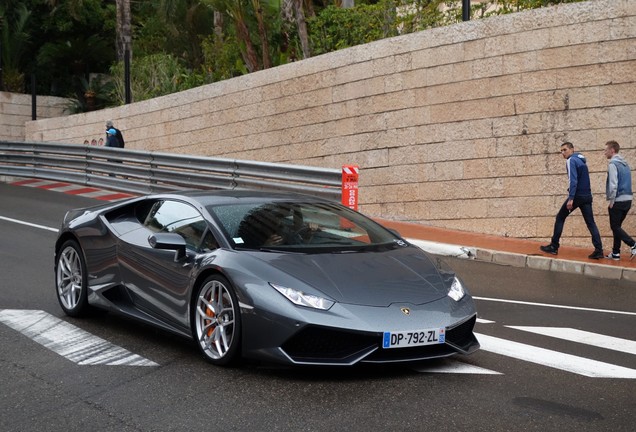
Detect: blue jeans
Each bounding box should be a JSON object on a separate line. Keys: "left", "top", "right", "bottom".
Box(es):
{"left": 608, "top": 200, "right": 635, "bottom": 254}
{"left": 550, "top": 196, "right": 603, "bottom": 251}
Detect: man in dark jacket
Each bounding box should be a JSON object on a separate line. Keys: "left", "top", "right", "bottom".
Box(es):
{"left": 540, "top": 142, "right": 604, "bottom": 259}
{"left": 105, "top": 128, "right": 119, "bottom": 147}
{"left": 105, "top": 120, "right": 125, "bottom": 148}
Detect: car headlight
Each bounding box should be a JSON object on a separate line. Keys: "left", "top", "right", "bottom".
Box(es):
{"left": 270, "top": 283, "right": 334, "bottom": 310}
{"left": 447, "top": 277, "right": 465, "bottom": 302}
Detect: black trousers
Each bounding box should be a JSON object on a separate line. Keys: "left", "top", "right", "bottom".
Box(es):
{"left": 608, "top": 200, "right": 635, "bottom": 254}
{"left": 550, "top": 196, "right": 603, "bottom": 252}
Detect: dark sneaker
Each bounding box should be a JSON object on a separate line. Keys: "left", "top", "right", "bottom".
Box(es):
{"left": 588, "top": 250, "right": 604, "bottom": 260}
{"left": 606, "top": 253, "right": 620, "bottom": 261}
{"left": 540, "top": 244, "right": 558, "bottom": 255}
{"left": 631, "top": 244, "right": 636, "bottom": 261}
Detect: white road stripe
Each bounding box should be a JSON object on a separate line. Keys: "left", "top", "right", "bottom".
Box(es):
{"left": 46, "top": 184, "right": 83, "bottom": 192}
{"left": 413, "top": 359, "right": 501, "bottom": 374}
{"left": 0, "top": 309, "right": 158, "bottom": 367}
{"left": 476, "top": 332, "right": 636, "bottom": 379}
{"left": 80, "top": 190, "right": 118, "bottom": 198}
{"left": 18, "top": 180, "right": 57, "bottom": 188}
{"left": 474, "top": 296, "right": 636, "bottom": 317}
{"left": 477, "top": 318, "right": 495, "bottom": 324}
{"left": 507, "top": 326, "right": 636, "bottom": 356}
{"left": 0, "top": 215, "right": 58, "bottom": 232}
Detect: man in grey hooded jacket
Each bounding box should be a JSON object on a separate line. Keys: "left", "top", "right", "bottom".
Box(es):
{"left": 604, "top": 140, "right": 636, "bottom": 260}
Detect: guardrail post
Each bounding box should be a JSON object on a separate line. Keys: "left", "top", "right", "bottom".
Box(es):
{"left": 341, "top": 165, "right": 359, "bottom": 211}
{"left": 85, "top": 145, "right": 90, "bottom": 186}
{"left": 149, "top": 153, "right": 157, "bottom": 190}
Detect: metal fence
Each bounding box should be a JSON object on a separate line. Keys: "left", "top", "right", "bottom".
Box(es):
{"left": 0, "top": 141, "right": 342, "bottom": 200}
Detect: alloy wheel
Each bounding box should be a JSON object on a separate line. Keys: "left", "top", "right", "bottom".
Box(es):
{"left": 194, "top": 278, "right": 238, "bottom": 362}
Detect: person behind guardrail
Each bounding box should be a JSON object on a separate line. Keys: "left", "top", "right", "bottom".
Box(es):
{"left": 105, "top": 128, "right": 122, "bottom": 177}
{"left": 105, "top": 120, "right": 125, "bottom": 148}
{"left": 105, "top": 128, "right": 119, "bottom": 147}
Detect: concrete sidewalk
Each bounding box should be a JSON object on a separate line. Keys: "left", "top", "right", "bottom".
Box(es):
{"left": 380, "top": 219, "right": 636, "bottom": 283}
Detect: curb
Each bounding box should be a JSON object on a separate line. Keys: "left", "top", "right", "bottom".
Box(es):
{"left": 4, "top": 177, "right": 134, "bottom": 202}
{"left": 408, "top": 238, "right": 635, "bottom": 282}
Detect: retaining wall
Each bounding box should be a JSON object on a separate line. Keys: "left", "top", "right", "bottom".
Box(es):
{"left": 0, "top": 92, "right": 68, "bottom": 141}
{"left": 22, "top": 0, "right": 636, "bottom": 249}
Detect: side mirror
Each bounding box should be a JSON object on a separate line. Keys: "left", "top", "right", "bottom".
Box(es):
{"left": 149, "top": 233, "right": 186, "bottom": 261}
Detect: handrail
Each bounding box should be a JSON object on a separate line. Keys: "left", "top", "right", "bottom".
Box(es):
{"left": 0, "top": 141, "right": 342, "bottom": 200}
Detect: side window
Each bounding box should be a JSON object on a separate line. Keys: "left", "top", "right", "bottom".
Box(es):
{"left": 143, "top": 200, "right": 208, "bottom": 251}
{"left": 201, "top": 231, "right": 219, "bottom": 251}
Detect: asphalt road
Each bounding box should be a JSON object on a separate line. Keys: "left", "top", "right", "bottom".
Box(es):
{"left": 0, "top": 182, "right": 634, "bottom": 432}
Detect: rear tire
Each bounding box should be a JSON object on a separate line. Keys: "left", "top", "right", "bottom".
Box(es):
{"left": 192, "top": 275, "right": 241, "bottom": 366}
{"left": 55, "top": 240, "right": 90, "bottom": 317}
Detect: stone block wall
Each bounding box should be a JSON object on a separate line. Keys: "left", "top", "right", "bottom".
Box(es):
{"left": 24, "top": 0, "right": 636, "bottom": 250}
{"left": 0, "top": 92, "right": 68, "bottom": 141}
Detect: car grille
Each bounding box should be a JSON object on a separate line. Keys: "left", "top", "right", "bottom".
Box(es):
{"left": 281, "top": 326, "right": 378, "bottom": 364}
{"left": 281, "top": 315, "right": 479, "bottom": 365}
{"left": 363, "top": 343, "right": 457, "bottom": 362}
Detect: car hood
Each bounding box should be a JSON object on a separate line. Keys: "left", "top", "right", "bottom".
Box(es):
{"left": 254, "top": 247, "right": 448, "bottom": 307}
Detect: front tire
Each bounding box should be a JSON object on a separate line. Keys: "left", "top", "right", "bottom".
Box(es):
{"left": 55, "top": 240, "right": 90, "bottom": 317}
{"left": 192, "top": 275, "right": 241, "bottom": 366}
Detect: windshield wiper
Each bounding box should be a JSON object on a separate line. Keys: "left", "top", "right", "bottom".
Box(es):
{"left": 258, "top": 247, "right": 306, "bottom": 254}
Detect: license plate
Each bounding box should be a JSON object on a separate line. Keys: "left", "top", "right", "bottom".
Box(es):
{"left": 382, "top": 328, "right": 445, "bottom": 349}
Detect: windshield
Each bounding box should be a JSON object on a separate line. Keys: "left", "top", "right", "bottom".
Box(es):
{"left": 207, "top": 201, "right": 403, "bottom": 252}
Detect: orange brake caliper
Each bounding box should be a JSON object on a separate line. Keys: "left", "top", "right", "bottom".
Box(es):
{"left": 206, "top": 295, "right": 216, "bottom": 337}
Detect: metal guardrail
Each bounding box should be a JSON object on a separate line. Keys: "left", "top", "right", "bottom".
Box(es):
{"left": 0, "top": 141, "right": 342, "bottom": 200}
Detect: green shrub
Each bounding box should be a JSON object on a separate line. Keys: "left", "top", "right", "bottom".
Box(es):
{"left": 308, "top": 2, "right": 400, "bottom": 56}
{"left": 110, "top": 53, "right": 209, "bottom": 104}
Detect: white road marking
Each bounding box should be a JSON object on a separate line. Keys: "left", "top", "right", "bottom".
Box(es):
{"left": 476, "top": 332, "right": 636, "bottom": 378}
{"left": 477, "top": 318, "right": 495, "bottom": 324}
{"left": 80, "top": 190, "right": 118, "bottom": 198}
{"left": 0, "top": 309, "right": 158, "bottom": 366}
{"left": 17, "top": 180, "right": 55, "bottom": 188}
{"left": 507, "top": 326, "right": 636, "bottom": 356}
{"left": 0, "top": 215, "right": 58, "bottom": 232}
{"left": 47, "top": 184, "right": 83, "bottom": 192}
{"left": 473, "top": 296, "right": 636, "bottom": 317}
{"left": 2, "top": 308, "right": 633, "bottom": 376}
{"left": 414, "top": 359, "right": 501, "bottom": 374}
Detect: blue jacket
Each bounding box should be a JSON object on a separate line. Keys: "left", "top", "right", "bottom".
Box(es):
{"left": 105, "top": 133, "right": 119, "bottom": 148}
{"left": 105, "top": 127, "right": 125, "bottom": 148}
{"left": 566, "top": 152, "right": 593, "bottom": 200}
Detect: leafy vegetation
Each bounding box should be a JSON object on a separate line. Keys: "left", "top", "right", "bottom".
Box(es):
{"left": 1, "top": 0, "right": 585, "bottom": 111}
{"left": 0, "top": 1, "right": 32, "bottom": 92}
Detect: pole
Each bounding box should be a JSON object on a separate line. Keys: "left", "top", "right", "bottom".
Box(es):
{"left": 0, "top": 40, "right": 4, "bottom": 91}
{"left": 124, "top": 46, "right": 131, "bottom": 104}
{"left": 31, "top": 74, "right": 36, "bottom": 120}
{"left": 0, "top": 15, "right": 4, "bottom": 90}
{"left": 462, "top": 0, "right": 470, "bottom": 22}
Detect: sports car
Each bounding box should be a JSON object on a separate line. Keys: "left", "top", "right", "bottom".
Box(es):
{"left": 54, "top": 190, "right": 479, "bottom": 366}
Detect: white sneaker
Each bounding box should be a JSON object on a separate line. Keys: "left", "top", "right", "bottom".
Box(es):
{"left": 631, "top": 245, "right": 636, "bottom": 261}
{"left": 606, "top": 253, "right": 620, "bottom": 261}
